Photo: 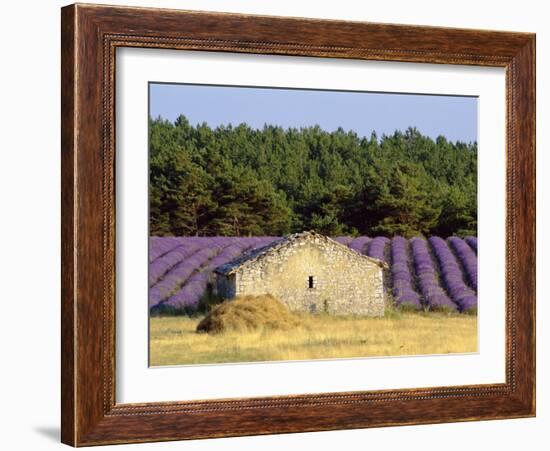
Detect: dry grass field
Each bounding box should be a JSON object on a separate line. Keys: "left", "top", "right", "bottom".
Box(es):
{"left": 149, "top": 310, "right": 477, "bottom": 366}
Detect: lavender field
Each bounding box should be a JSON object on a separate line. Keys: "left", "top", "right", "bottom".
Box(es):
{"left": 149, "top": 235, "right": 478, "bottom": 315}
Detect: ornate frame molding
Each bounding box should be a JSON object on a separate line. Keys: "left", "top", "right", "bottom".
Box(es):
{"left": 61, "top": 4, "right": 535, "bottom": 446}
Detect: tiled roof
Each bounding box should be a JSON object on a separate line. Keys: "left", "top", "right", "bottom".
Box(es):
{"left": 214, "top": 230, "right": 387, "bottom": 275}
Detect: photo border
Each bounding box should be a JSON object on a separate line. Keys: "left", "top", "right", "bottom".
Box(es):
{"left": 61, "top": 4, "right": 535, "bottom": 446}
{"left": 118, "top": 50, "right": 504, "bottom": 402}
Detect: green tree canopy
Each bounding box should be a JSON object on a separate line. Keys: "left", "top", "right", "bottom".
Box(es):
{"left": 149, "top": 116, "right": 477, "bottom": 238}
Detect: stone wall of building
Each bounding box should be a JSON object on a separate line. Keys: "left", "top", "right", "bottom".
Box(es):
{"left": 217, "top": 236, "right": 385, "bottom": 316}
{"left": 216, "top": 273, "right": 236, "bottom": 299}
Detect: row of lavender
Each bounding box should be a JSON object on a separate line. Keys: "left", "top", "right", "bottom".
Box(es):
{"left": 149, "top": 235, "right": 478, "bottom": 314}
{"left": 149, "top": 236, "right": 276, "bottom": 313}
{"left": 362, "top": 235, "right": 478, "bottom": 313}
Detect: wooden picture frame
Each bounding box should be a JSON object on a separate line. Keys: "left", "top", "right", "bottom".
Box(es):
{"left": 61, "top": 3, "right": 535, "bottom": 446}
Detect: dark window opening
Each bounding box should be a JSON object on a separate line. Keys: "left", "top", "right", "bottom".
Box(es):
{"left": 308, "top": 276, "right": 315, "bottom": 289}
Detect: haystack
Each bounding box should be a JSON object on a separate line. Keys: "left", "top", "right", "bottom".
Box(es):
{"left": 196, "top": 294, "right": 299, "bottom": 334}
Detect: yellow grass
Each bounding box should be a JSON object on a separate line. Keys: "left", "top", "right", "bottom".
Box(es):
{"left": 149, "top": 311, "right": 477, "bottom": 366}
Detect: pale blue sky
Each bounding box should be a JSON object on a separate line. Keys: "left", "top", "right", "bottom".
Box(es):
{"left": 149, "top": 83, "right": 478, "bottom": 143}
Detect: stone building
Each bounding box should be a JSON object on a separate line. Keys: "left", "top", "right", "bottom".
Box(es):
{"left": 214, "top": 231, "right": 387, "bottom": 316}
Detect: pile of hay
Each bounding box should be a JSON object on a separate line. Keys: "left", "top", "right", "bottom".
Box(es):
{"left": 196, "top": 294, "right": 299, "bottom": 334}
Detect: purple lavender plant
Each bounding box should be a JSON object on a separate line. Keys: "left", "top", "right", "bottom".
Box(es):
{"left": 334, "top": 236, "right": 354, "bottom": 245}
{"left": 148, "top": 243, "right": 200, "bottom": 286}
{"left": 149, "top": 235, "right": 477, "bottom": 315}
{"left": 428, "top": 237, "right": 477, "bottom": 313}
{"left": 366, "top": 236, "right": 390, "bottom": 262}
{"left": 448, "top": 237, "right": 478, "bottom": 291}
{"left": 149, "top": 236, "right": 182, "bottom": 262}
{"left": 149, "top": 245, "right": 223, "bottom": 309}
{"left": 410, "top": 237, "right": 457, "bottom": 311}
{"left": 348, "top": 236, "right": 370, "bottom": 254}
{"left": 150, "top": 237, "right": 278, "bottom": 313}
{"left": 390, "top": 236, "right": 422, "bottom": 309}
{"left": 465, "top": 236, "right": 478, "bottom": 254}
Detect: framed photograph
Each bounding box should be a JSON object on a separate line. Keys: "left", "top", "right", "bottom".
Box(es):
{"left": 61, "top": 3, "right": 536, "bottom": 446}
